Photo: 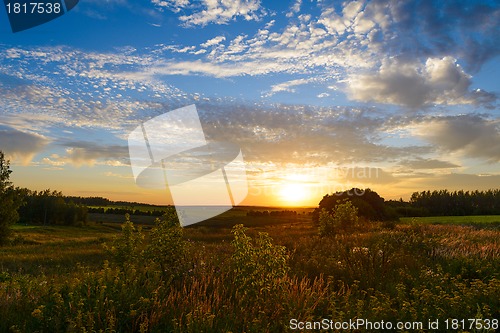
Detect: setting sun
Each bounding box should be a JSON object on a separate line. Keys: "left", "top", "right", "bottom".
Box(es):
{"left": 279, "top": 183, "right": 309, "bottom": 205}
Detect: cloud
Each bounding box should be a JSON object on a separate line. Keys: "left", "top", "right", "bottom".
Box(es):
{"left": 421, "top": 173, "right": 500, "bottom": 192}
{"left": 4, "top": 2, "right": 494, "bottom": 111}
{"left": 410, "top": 115, "right": 500, "bottom": 162}
{"left": 0, "top": 127, "right": 50, "bottom": 164}
{"left": 145, "top": 0, "right": 486, "bottom": 74}
{"left": 156, "top": 45, "right": 196, "bottom": 53}
{"left": 265, "top": 78, "right": 312, "bottom": 96}
{"left": 200, "top": 36, "right": 226, "bottom": 48}
{"left": 0, "top": 49, "right": 192, "bottom": 133}
{"left": 336, "top": 167, "right": 397, "bottom": 185}
{"left": 145, "top": 1, "right": 497, "bottom": 106}
{"left": 151, "top": 0, "right": 189, "bottom": 12}
{"left": 348, "top": 57, "right": 495, "bottom": 108}
{"left": 155, "top": 0, "right": 266, "bottom": 26}
{"left": 193, "top": 101, "right": 431, "bottom": 166}
{"left": 286, "top": 0, "right": 302, "bottom": 17}
{"left": 50, "top": 141, "right": 130, "bottom": 167}
{"left": 318, "top": 0, "right": 499, "bottom": 72}
{"left": 384, "top": 0, "right": 500, "bottom": 72}
{"left": 399, "top": 158, "right": 460, "bottom": 170}
{"left": 33, "top": 0, "right": 495, "bottom": 103}
{"left": 102, "top": 171, "right": 134, "bottom": 179}
{"left": 39, "top": 138, "right": 130, "bottom": 168}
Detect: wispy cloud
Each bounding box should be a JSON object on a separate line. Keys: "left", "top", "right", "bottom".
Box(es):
{"left": 0, "top": 127, "right": 50, "bottom": 164}
{"left": 265, "top": 78, "right": 313, "bottom": 96}
{"left": 43, "top": 141, "right": 129, "bottom": 167}
{"left": 399, "top": 158, "right": 460, "bottom": 170}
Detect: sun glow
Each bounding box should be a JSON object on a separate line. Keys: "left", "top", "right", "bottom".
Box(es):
{"left": 278, "top": 183, "right": 309, "bottom": 205}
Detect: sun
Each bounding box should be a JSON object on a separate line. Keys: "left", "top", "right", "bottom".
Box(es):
{"left": 279, "top": 183, "right": 308, "bottom": 205}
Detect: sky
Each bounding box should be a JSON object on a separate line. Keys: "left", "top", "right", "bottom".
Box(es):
{"left": 0, "top": 0, "right": 499, "bottom": 207}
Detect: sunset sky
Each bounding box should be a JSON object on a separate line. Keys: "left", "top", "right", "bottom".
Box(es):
{"left": 0, "top": 0, "right": 499, "bottom": 207}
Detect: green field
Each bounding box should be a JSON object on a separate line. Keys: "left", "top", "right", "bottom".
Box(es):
{"left": 89, "top": 206, "right": 314, "bottom": 227}
{"left": 1, "top": 212, "right": 499, "bottom": 332}
{"left": 400, "top": 215, "right": 500, "bottom": 226}
{"left": 4, "top": 224, "right": 118, "bottom": 276}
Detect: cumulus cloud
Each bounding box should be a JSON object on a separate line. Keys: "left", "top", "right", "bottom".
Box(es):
{"left": 0, "top": 127, "right": 49, "bottom": 164}
{"left": 384, "top": 0, "right": 500, "bottom": 72}
{"left": 200, "top": 35, "right": 226, "bottom": 48}
{"left": 410, "top": 115, "right": 500, "bottom": 162}
{"left": 318, "top": 0, "right": 499, "bottom": 72}
{"left": 348, "top": 57, "right": 495, "bottom": 108}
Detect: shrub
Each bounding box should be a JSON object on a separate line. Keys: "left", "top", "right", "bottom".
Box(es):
{"left": 318, "top": 200, "right": 359, "bottom": 236}
{"left": 144, "top": 209, "right": 190, "bottom": 281}
{"left": 104, "top": 214, "right": 144, "bottom": 267}
{"left": 230, "top": 224, "right": 290, "bottom": 300}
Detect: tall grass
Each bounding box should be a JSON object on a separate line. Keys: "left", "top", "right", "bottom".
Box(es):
{"left": 0, "top": 216, "right": 499, "bottom": 332}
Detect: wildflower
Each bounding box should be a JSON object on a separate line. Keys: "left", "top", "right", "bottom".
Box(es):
{"left": 352, "top": 247, "right": 369, "bottom": 255}
{"left": 31, "top": 306, "right": 44, "bottom": 319}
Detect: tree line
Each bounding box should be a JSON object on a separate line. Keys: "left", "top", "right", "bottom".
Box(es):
{"left": 316, "top": 188, "right": 500, "bottom": 223}
{"left": 87, "top": 207, "right": 166, "bottom": 217}
{"left": 408, "top": 189, "right": 500, "bottom": 216}
{"left": 246, "top": 210, "right": 299, "bottom": 217}
{"left": 16, "top": 189, "right": 88, "bottom": 226}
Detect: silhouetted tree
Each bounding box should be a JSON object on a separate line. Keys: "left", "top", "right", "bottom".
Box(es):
{"left": 313, "top": 188, "right": 396, "bottom": 223}
{"left": 0, "top": 151, "right": 23, "bottom": 244}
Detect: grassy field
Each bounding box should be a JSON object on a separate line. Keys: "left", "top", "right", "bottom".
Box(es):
{"left": 400, "top": 215, "right": 500, "bottom": 225}
{"left": 3, "top": 224, "right": 118, "bottom": 276}
{"left": 1, "top": 211, "right": 499, "bottom": 332}
{"left": 89, "top": 206, "right": 314, "bottom": 227}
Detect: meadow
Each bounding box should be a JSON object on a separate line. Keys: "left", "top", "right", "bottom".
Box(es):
{"left": 0, "top": 210, "right": 499, "bottom": 332}
{"left": 400, "top": 215, "right": 500, "bottom": 226}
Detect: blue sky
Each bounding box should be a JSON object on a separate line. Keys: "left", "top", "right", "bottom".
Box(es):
{"left": 0, "top": 0, "right": 499, "bottom": 206}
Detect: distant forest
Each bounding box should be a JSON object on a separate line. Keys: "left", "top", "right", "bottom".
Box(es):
{"left": 12, "top": 188, "right": 500, "bottom": 226}
{"left": 17, "top": 189, "right": 89, "bottom": 226}
{"left": 389, "top": 189, "right": 500, "bottom": 217}
{"left": 16, "top": 190, "right": 169, "bottom": 226}
{"left": 315, "top": 188, "right": 500, "bottom": 223}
